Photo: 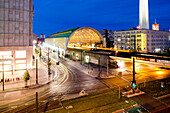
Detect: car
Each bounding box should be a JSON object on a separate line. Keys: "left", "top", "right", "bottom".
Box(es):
{"left": 41, "top": 56, "right": 44, "bottom": 59}
{"left": 56, "top": 61, "right": 60, "bottom": 65}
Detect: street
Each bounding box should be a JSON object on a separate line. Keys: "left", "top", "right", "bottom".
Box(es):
{"left": 109, "top": 57, "right": 170, "bottom": 84}
{"left": 0, "top": 52, "right": 169, "bottom": 112}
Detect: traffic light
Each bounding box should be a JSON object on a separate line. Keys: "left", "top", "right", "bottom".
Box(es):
{"left": 161, "top": 82, "right": 164, "bottom": 88}
{"left": 131, "top": 81, "right": 136, "bottom": 88}
{"left": 132, "top": 83, "right": 136, "bottom": 88}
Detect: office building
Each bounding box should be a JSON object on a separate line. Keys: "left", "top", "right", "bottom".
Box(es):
{"left": 114, "top": 30, "right": 170, "bottom": 53}
{"left": 0, "top": 0, "right": 34, "bottom": 72}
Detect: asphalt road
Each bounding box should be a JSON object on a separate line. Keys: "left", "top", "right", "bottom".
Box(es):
{"left": 0, "top": 52, "right": 169, "bottom": 112}
{"left": 0, "top": 56, "right": 107, "bottom": 112}
{"left": 59, "top": 61, "right": 106, "bottom": 95}
{"left": 109, "top": 57, "right": 170, "bottom": 84}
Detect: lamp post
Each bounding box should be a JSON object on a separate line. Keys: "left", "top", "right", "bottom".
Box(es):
{"left": 12, "top": 56, "right": 14, "bottom": 75}
{"left": 133, "top": 57, "right": 136, "bottom": 83}
{"left": 58, "top": 47, "right": 59, "bottom": 58}
{"left": 47, "top": 50, "right": 51, "bottom": 80}
{"left": 107, "top": 57, "right": 109, "bottom": 75}
{"left": 132, "top": 57, "right": 136, "bottom": 93}
{"left": 98, "top": 56, "right": 100, "bottom": 77}
{"left": 81, "top": 50, "right": 84, "bottom": 64}
{"left": 2, "top": 55, "right": 4, "bottom": 91}
{"left": 36, "top": 58, "right": 38, "bottom": 84}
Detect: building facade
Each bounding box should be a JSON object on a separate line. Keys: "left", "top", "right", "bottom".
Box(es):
{"left": 114, "top": 30, "right": 170, "bottom": 53}
{"left": 0, "top": 0, "right": 33, "bottom": 72}
{"left": 44, "top": 27, "right": 103, "bottom": 57}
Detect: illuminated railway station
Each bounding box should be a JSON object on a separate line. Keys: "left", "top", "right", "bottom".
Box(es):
{"left": 44, "top": 27, "right": 104, "bottom": 57}
{"left": 43, "top": 27, "right": 169, "bottom": 68}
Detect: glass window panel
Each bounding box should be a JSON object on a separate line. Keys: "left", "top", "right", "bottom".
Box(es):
{"left": 15, "top": 50, "right": 26, "bottom": 58}
{"left": 16, "top": 60, "right": 26, "bottom": 64}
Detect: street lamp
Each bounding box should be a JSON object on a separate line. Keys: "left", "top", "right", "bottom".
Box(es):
{"left": 1, "top": 55, "right": 4, "bottom": 91}
{"left": 98, "top": 56, "right": 101, "bottom": 77}
{"left": 36, "top": 58, "right": 38, "bottom": 84}
{"left": 133, "top": 57, "right": 136, "bottom": 83}
{"left": 107, "top": 56, "right": 109, "bottom": 75}
{"left": 47, "top": 50, "right": 51, "bottom": 80}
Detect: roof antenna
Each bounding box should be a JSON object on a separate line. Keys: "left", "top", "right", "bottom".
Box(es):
{"left": 155, "top": 19, "right": 157, "bottom": 24}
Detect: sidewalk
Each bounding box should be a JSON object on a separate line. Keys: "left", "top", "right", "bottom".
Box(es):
{"left": 0, "top": 58, "right": 51, "bottom": 92}
{"left": 49, "top": 53, "right": 100, "bottom": 78}
{"left": 63, "top": 58, "right": 116, "bottom": 78}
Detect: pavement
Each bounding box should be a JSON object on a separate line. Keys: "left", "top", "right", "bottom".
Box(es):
{"left": 0, "top": 56, "right": 52, "bottom": 92}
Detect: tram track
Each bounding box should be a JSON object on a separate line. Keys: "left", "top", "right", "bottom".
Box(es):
{"left": 0, "top": 61, "right": 69, "bottom": 113}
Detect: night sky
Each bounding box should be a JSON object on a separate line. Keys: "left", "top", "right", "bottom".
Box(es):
{"left": 33, "top": 0, "right": 170, "bottom": 36}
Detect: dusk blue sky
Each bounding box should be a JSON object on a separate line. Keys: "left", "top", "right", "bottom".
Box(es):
{"left": 33, "top": 0, "right": 170, "bottom": 36}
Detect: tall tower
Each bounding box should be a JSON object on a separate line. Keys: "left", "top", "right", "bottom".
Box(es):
{"left": 0, "top": 0, "right": 33, "bottom": 72}
{"left": 139, "top": 0, "right": 149, "bottom": 29}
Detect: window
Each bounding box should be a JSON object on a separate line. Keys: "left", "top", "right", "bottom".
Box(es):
{"left": 0, "top": 51, "right": 12, "bottom": 59}
{"left": 15, "top": 50, "right": 26, "bottom": 58}
{"left": 16, "top": 60, "right": 26, "bottom": 64}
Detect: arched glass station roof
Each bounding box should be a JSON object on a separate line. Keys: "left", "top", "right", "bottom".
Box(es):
{"left": 69, "top": 27, "right": 103, "bottom": 43}
{"left": 46, "top": 27, "right": 103, "bottom": 49}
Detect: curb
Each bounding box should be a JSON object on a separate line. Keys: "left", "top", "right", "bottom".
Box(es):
{"left": 0, "top": 57, "right": 60, "bottom": 93}
{"left": 156, "top": 93, "right": 170, "bottom": 99}
{"left": 126, "top": 92, "right": 145, "bottom": 98}
{"left": 0, "top": 69, "right": 57, "bottom": 94}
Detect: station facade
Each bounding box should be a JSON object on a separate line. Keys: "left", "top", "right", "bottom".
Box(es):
{"left": 44, "top": 27, "right": 104, "bottom": 58}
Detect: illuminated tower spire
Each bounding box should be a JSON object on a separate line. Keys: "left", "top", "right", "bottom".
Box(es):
{"left": 155, "top": 19, "right": 157, "bottom": 24}
{"left": 139, "top": 0, "right": 149, "bottom": 29}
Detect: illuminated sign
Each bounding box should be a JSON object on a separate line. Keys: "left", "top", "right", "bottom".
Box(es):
{"left": 152, "top": 24, "right": 159, "bottom": 31}
{"left": 136, "top": 25, "right": 140, "bottom": 30}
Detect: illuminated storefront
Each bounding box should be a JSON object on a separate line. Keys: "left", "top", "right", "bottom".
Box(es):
{"left": 0, "top": 49, "right": 30, "bottom": 72}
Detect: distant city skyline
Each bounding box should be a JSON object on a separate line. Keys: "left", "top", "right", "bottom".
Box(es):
{"left": 33, "top": 0, "right": 170, "bottom": 36}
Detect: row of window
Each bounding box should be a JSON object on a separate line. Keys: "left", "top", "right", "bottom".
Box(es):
{"left": 114, "top": 31, "right": 142, "bottom": 35}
